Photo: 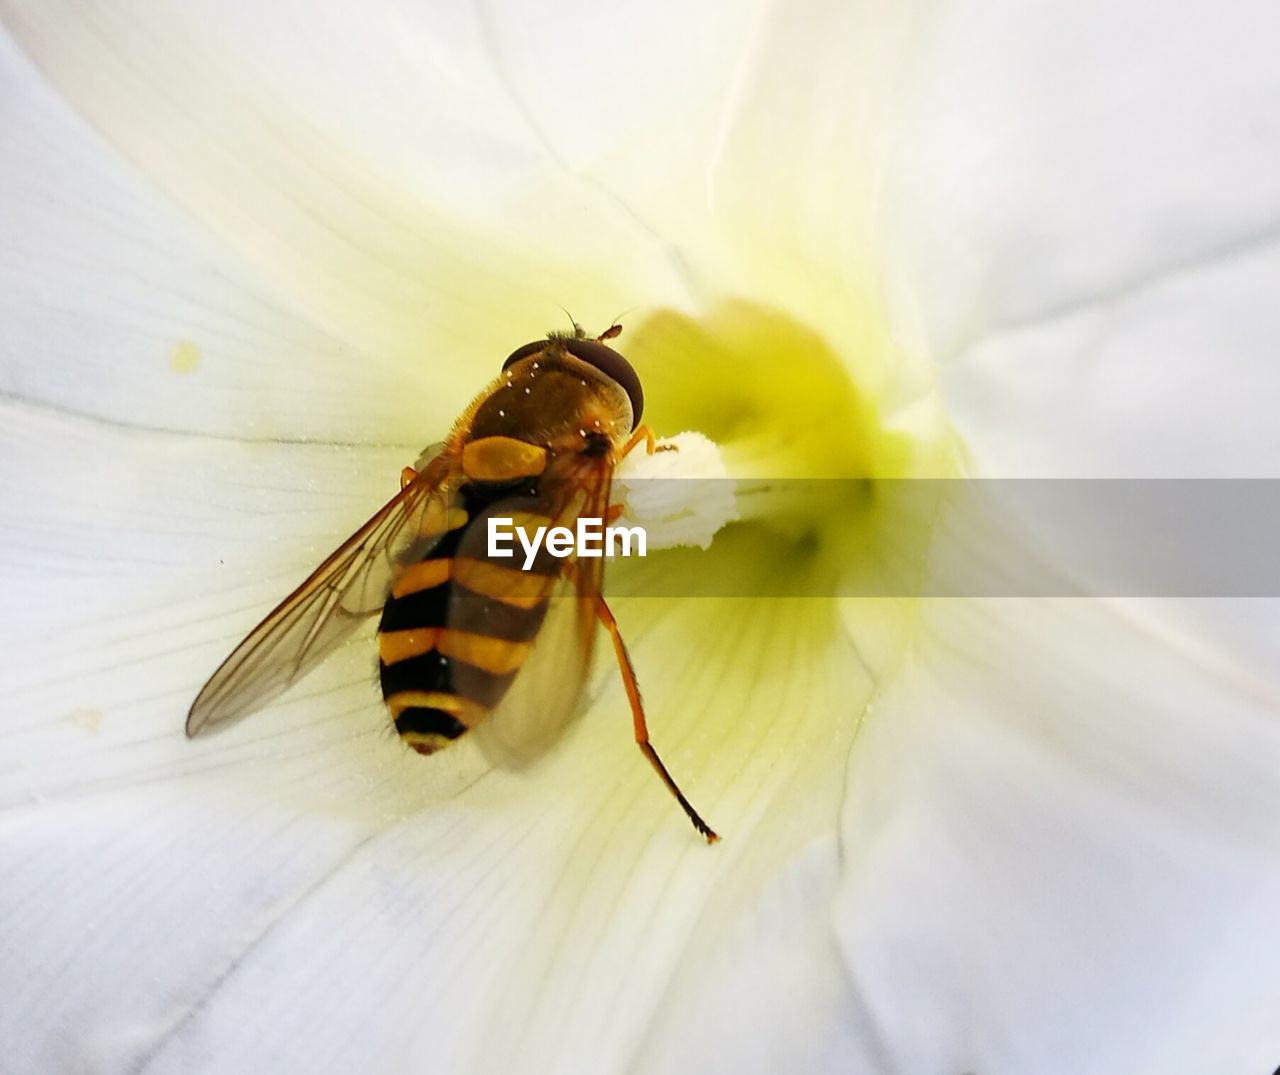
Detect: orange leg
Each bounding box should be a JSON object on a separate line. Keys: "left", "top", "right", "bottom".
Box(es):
{"left": 621, "top": 424, "right": 679, "bottom": 459}
{"left": 597, "top": 597, "right": 719, "bottom": 843}
{"left": 400, "top": 466, "right": 417, "bottom": 490}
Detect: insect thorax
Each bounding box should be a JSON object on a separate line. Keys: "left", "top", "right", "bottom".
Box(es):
{"left": 467, "top": 355, "right": 632, "bottom": 453}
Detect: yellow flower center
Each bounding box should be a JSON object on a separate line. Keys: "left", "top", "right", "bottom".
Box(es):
{"left": 618, "top": 298, "right": 961, "bottom": 596}
{"left": 599, "top": 297, "right": 963, "bottom": 781}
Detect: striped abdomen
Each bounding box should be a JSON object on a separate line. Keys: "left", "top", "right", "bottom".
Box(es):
{"left": 377, "top": 485, "right": 558, "bottom": 755}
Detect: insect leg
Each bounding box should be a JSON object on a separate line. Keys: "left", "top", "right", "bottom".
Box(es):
{"left": 621, "top": 425, "right": 677, "bottom": 458}
{"left": 400, "top": 466, "right": 418, "bottom": 490}
{"left": 597, "top": 597, "right": 719, "bottom": 843}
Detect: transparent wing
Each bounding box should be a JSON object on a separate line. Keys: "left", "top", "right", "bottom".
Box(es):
{"left": 461, "top": 456, "right": 612, "bottom": 767}
{"left": 187, "top": 450, "right": 458, "bottom": 736}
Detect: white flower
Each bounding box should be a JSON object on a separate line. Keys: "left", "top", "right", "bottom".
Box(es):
{"left": 3, "top": 3, "right": 1280, "bottom": 1074}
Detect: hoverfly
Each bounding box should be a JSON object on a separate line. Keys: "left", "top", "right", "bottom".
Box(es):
{"left": 187, "top": 324, "right": 718, "bottom": 842}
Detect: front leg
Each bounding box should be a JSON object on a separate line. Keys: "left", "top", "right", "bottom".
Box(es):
{"left": 621, "top": 425, "right": 679, "bottom": 459}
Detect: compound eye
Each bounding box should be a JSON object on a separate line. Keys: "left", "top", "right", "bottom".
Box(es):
{"left": 562, "top": 339, "right": 644, "bottom": 430}
{"left": 502, "top": 341, "right": 549, "bottom": 370}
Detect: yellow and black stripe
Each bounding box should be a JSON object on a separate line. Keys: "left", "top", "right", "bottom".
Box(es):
{"left": 377, "top": 483, "right": 560, "bottom": 754}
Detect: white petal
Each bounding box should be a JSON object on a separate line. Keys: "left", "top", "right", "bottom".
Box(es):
{"left": 0, "top": 406, "right": 415, "bottom": 799}
{"left": 0, "top": 30, "right": 404, "bottom": 443}
{"left": 886, "top": 0, "right": 1280, "bottom": 358}
{"left": 1117, "top": 597, "right": 1280, "bottom": 688}
{"left": 2, "top": 541, "right": 895, "bottom": 1072}
{"left": 2, "top": 383, "right": 910, "bottom": 1071}
{"left": 931, "top": 192, "right": 1280, "bottom": 677}
{"left": 0, "top": 1, "right": 702, "bottom": 381}
{"left": 8, "top": 4, "right": 1278, "bottom": 1074}
{"left": 632, "top": 837, "right": 883, "bottom": 1075}
{"left": 832, "top": 599, "right": 1280, "bottom": 1075}
{"left": 570, "top": 1, "right": 929, "bottom": 340}
{"left": 941, "top": 244, "right": 1280, "bottom": 478}
{"left": 885, "top": 4, "right": 1280, "bottom": 676}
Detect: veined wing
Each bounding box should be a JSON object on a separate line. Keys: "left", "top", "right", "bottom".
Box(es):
{"left": 187, "top": 450, "right": 458, "bottom": 735}
{"left": 456, "top": 453, "right": 614, "bottom": 767}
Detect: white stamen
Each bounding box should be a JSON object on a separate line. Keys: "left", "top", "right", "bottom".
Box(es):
{"left": 612, "top": 431, "right": 737, "bottom": 550}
